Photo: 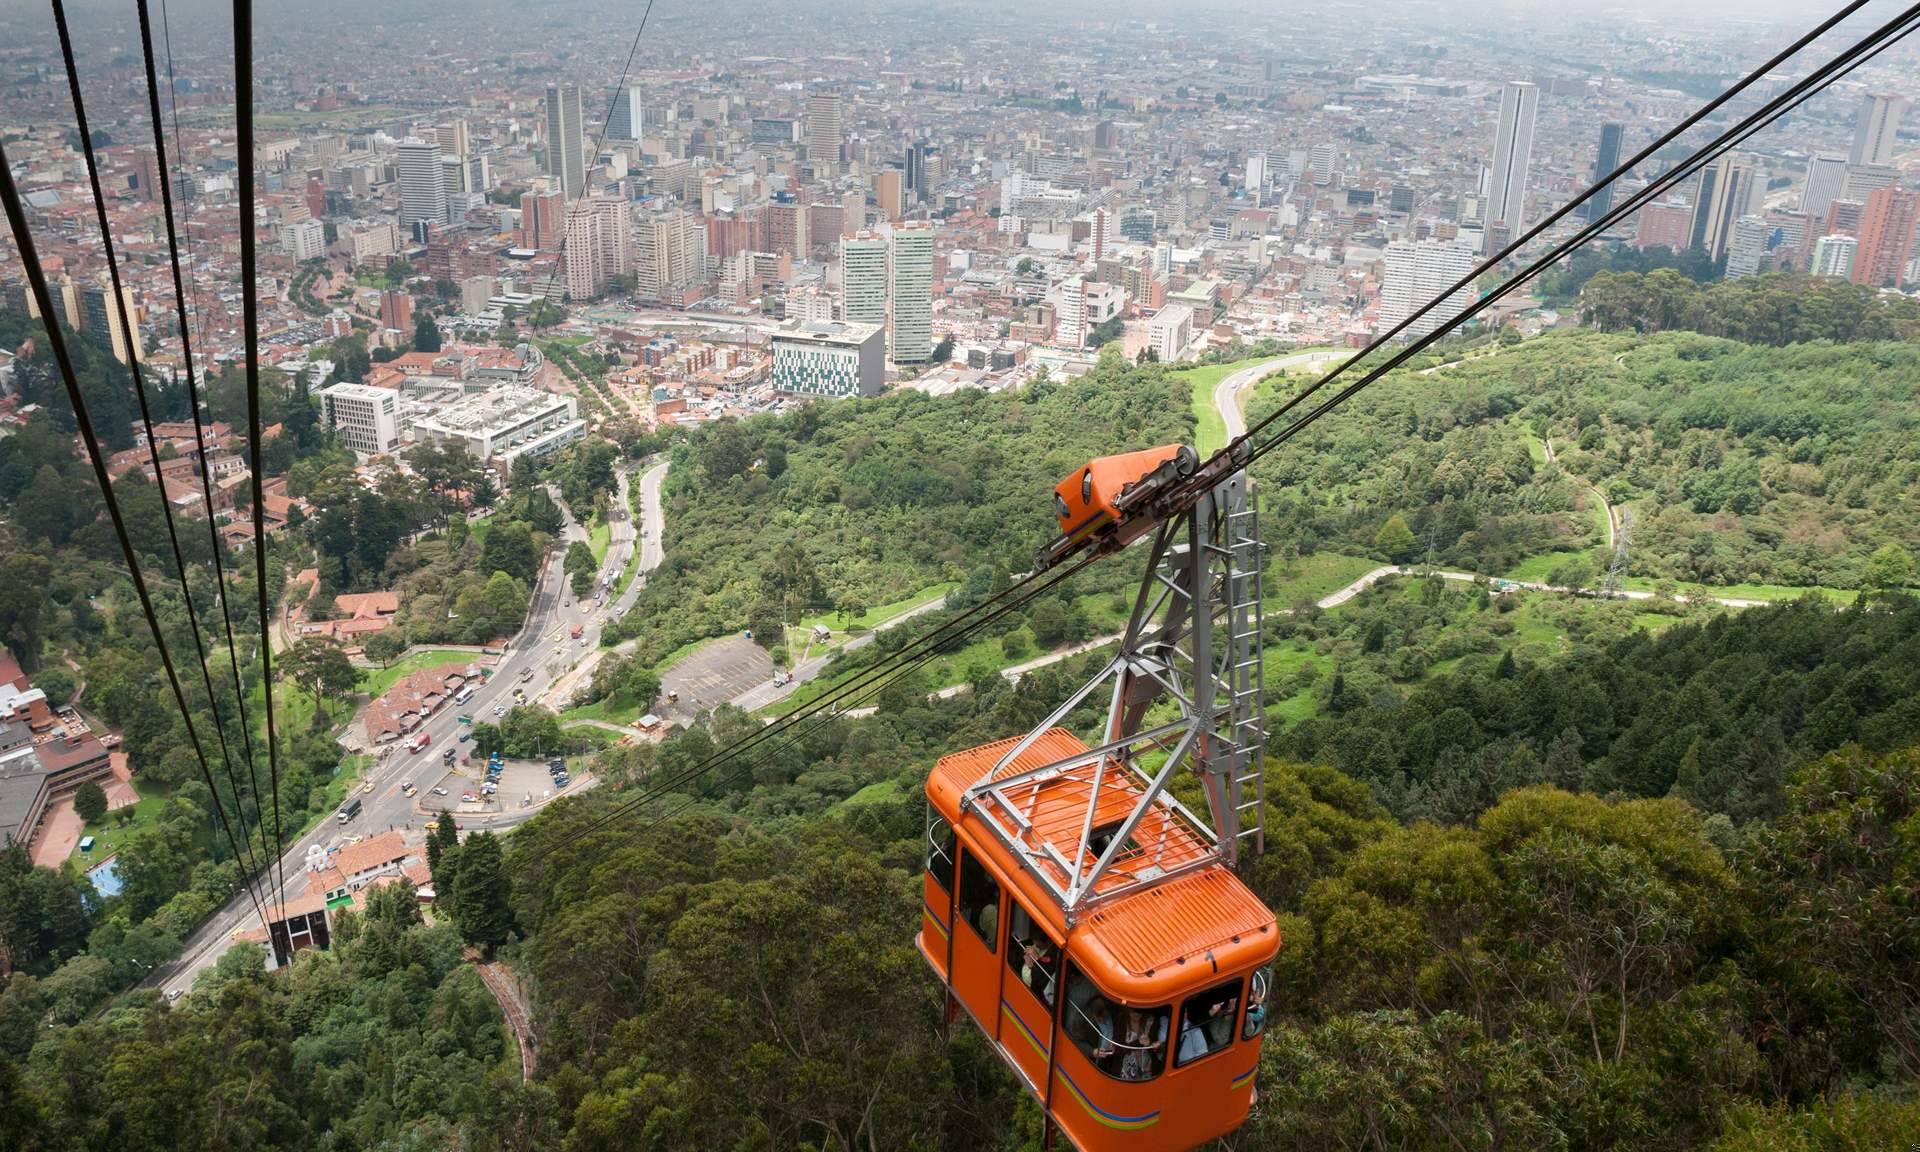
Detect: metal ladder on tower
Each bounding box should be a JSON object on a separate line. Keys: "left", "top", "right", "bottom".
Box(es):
{"left": 1219, "top": 492, "right": 1267, "bottom": 855}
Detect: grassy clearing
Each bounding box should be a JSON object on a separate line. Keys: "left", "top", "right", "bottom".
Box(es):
{"left": 797, "top": 582, "right": 957, "bottom": 635}
{"left": 360, "top": 649, "right": 483, "bottom": 698}
{"left": 77, "top": 778, "right": 177, "bottom": 860}
{"left": 587, "top": 520, "right": 611, "bottom": 567}
{"left": 1266, "top": 552, "right": 1380, "bottom": 608}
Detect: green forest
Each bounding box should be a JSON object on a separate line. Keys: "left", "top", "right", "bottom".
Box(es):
{"left": 1251, "top": 329, "right": 1920, "bottom": 590}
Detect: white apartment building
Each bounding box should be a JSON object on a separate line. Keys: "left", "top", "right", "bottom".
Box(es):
{"left": 1811, "top": 233, "right": 1858, "bottom": 278}
{"left": 839, "top": 233, "right": 889, "bottom": 327}
{"left": 888, "top": 224, "right": 935, "bottom": 363}
{"left": 1379, "top": 240, "right": 1478, "bottom": 341}
{"left": 346, "top": 219, "right": 402, "bottom": 267}
{"left": 1147, "top": 304, "right": 1193, "bottom": 362}
{"left": 397, "top": 138, "right": 448, "bottom": 234}
{"left": 281, "top": 218, "right": 325, "bottom": 262}
{"left": 320, "top": 382, "right": 403, "bottom": 455}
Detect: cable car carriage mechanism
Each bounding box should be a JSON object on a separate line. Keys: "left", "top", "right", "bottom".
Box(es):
{"left": 921, "top": 443, "right": 1277, "bottom": 1152}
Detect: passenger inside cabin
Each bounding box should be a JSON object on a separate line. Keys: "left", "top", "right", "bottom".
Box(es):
{"left": 1117, "top": 1009, "right": 1167, "bottom": 1081}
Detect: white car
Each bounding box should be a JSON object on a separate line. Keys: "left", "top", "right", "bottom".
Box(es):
{"left": 431, "top": 786, "right": 448, "bottom": 796}
{"left": 492, "top": 704, "right": 505, "bottom": 716}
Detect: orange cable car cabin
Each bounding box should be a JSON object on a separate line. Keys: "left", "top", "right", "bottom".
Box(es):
{"left": 921, "top": 445, "right": 1276, "bottom": 1152}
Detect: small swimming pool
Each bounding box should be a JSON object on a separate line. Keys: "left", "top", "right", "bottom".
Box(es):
{"left": 87, "top": 855, "right": 123, "bottom": 897}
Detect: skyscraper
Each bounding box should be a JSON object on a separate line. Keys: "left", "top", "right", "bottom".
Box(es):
{"left": 872, "top": 169, "right": 904, "bottom": 222}
{"left": 1055, "top": 275, "right": 1087, "bottom": 349}
{"left": 1848, "top": 94, "right": 1905, "bottom": 167}
{"left": 545, "top": 84, "right": 586, "bottom": 200}
{"left": 397, "top": 137, "right": 448, "bottom": 232}
{"left": 519, "top": 189, "right": 564, "bottom": 250}
{"left": 888, "top": 223, "right": 935, "bottom": 364}
{"left": 1307, "top": 142, "right": 1337, "bottom": 184}
{"left": 839, "top": 232, "right": 888, "bottom": 327}
{"left": 1379, "top": 240, "right": 1477, "bottom": 341}
{"left": 81, "top": 280, "right": 143, "bottom": 364}
{"left": 434, "top": 119, "right": 470, "bottom": 157}
{"left": 1851, "top": 185, "right": 1918, "bottom": 287}
{"left": 1244, "top": 151, "right": 1268, "bottom": 204}
{"left": 808, "top": 91, "right": 844, "bottom": 173}
{"left": 1486, "top": 81, "right": 1539, "bottom": 241}
{"left": 1090, "top": 206, "right": 1108, "bottom": 262}
{"left": 608, "top": 86, "right": 644, "bottom": 142}
{"left": 1810, "top": 233, "right": 1858, "bottom": 278}
{"left": 905, "top": 140, "right": 931, "bottom": 202}
{"left": 1583, "top": 122, "right": 1624, "bottom": 220}
{"left": 1691, "top": 153, "right": 1762, "bottom": 260}
{"left": 1800, "top": 153, "right": 1850, "bottom": 218}
{"left": 635, "top": 211, "right": 707, "bottom": 298}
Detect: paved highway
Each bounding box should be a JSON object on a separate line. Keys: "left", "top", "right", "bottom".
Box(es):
{"left": 1211, "top": 349, "right": 1345, "bottom": 441}
{"left": 148, "top": 465, "right": 656, "bottom": 997}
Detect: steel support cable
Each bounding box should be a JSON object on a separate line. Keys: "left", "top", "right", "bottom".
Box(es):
{"left": 0, "top": 145, "right": 272, "bottom": 932}
{"left": 1238, "top": 1, "right": 1920, "bottom": 476}
{"left": 1176, "top": 0, "right": 1878, "bottom": 507}
{"left": 231, "top": 0, "right": 292, "bottom": 914}
{"left": 520, "top": 552, "right": 1101, "bottom": 866}
{"left": 49, "top": 0, "right": 277, "bottom": 905}
{"left": 134, "top": 0, "right": 272, "bottom": 875}
{"left": 157, "top": 0, "right": 211, "bottom": 357}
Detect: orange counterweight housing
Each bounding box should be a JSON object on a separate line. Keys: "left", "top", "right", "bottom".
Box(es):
{"left": 1052, "top": 444, "right": 1194, "bottom": 548}
{"left": 919, "top": 730, "right": 1281, "bottom": 1152}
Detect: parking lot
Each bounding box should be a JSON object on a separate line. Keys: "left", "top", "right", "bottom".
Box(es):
{"left": 414, "top": 757, "right": 580, "bottom": 815}
{"left": 659, "top": 634, "right": 773, "bottom": 721}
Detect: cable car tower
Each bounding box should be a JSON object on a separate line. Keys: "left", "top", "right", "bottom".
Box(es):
{"left": 967, "top": 452, "right": 1267, "bottom": 919}
{"left": 921, "top": 444, "right": 1278, "bottom": 1152}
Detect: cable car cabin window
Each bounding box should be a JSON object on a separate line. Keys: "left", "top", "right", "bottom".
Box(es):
{"left": 1242, "top": 966, "right": 1272, "bottom": 1041}
{"left": 925, "top": 812, "right": 957, "bottom": 894}
{"left": 955, "top": 849, "right": 1001, "bottom": 951}
{"left": 1063, "top": 962, "right": 1169, "bottom": 1083}
{"left": 1005, "top": 901, "right": 1059, "bottom": 1007}
{"left": 1174, "top": 979, "right": 1242, "bottom": 1068}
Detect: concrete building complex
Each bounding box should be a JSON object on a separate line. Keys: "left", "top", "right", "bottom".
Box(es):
{"left": 410, "top": 385, "right": 583, "bottom": 469}
{"left": 320, "top": 382, "right": 404, "bottom": 454}
{"left": 770, "top": 319, "right": 885, "bottom": 398}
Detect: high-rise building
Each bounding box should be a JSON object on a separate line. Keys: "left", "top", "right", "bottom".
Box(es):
{"left": 545, "top": 84, "right": 586, "bottom": 200}
{"left": 838, "top": 232, "right": 888, "bottom": 328}
{"left": 281, "top": 218, "right": 325, "bottom": 261}
{"left": 1848, "top": 94, "right": 1905, "bottom": 167}
{"left": 434, "top": 119, "right": 470, "bottom": 157}
{"left": 1810, "top": 233, "right": 1858, "bottom": 278}
{"left": 1379, "top": 240, "right": 1477, "bottom": 341}
{"left": 807, "top": 91, "right": 844, "bottom": 173}
{"left": 1090, "top": 206, "right": 1108, "bottom": 262}
{"left": 1801, "top": 153, "right": 1850, "bottom": 218}
{"left": 1055, "top": 274, "right": 1088, "bottom": 349}
{"left": 378, "top": 289, "right": 413, "bottom": 332}
{"left": 888, "top": 223, "right": 935, "bottom": 363}
{"left": 1389, "top": 184, "right": 1416, "bottom": 216}
{"left": 1826, "top": 197, "right": 1867, "bottom": 236}
{"left": 1244, "top": 151, "right": 1268, "bottom": 204}
{"left": 1692, "top": 152, "right": 1762, "bottom": 260}
{"left": 905, "top": 140, "right": 931, "bottom": 202}
{"left": 397, "top": 137, "right": 448, "bottom": 232}
{"left": 1118, "top": 206, "right": 1156, "bottom": 243}
{"left": 1582, "top": 122, "right": 1625, "bottom": 220}
{"left": 1851, "top": 185, "right": 1918, "bottom": 287}
{"left": 635, "top": 211, "right": 708, "bottom": 298}
{"left": 872, "top": 169, "right": 904, "bottom": 222}
{"left": 1307, "top": 142, "right": 1337, "bottom": 184}
{"left": 608, "top": 86, "right": 644, "bottom": 142}
{"left": 770, "top": 320, "right": 886, "bottom": 398}
{"left": 518, "top": 189, "right": 563, "bottom": 250}
{"left": 1724, "top": 215, "right": 1771, "bottom": 280}
{"left": 1841, "top": 163, "right": 1897, "bottom": 205}
{"left": 766, "top": 200, "right": 810, "bottom": 260}
{"left": 81, "top": 280, "right": 143, "bottom": 364}
{"left": 1485, "top": 81, "right": 1539, "bottom": 240}
{"left": 563, "top": 202, "right": 605, "bottom": 301}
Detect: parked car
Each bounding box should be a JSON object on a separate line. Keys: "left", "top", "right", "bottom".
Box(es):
{"left": 431, "top": 786, "right": 449, "bottom": 796}
{"left": 554, "top": 774, "right": 571, "bottom": 788}
{"left": 461, "top": 792, "right": 477, "bottom": 804}
{"left": 458, "top": 730, "right": 472, "bottom": 742}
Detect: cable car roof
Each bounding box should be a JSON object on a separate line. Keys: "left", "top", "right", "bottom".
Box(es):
{"left": 930, "top": 728, "right": 1278, "bottom": 997}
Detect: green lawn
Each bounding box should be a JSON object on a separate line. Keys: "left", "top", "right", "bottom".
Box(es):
{"left": 1185, "top": 366, "right": 1233, "bottom": 457}
{"left": 587, "top": 520, "right": 611, "bottom": 567}
{"left": 561, "top": 690, "right": 651, "bottom": 727}
{"left": 76, "top": 778, "right": 176, "bottom": 861}
{"left": 360, "top": 649, "right": 484, "bottom": 698}
{"left": 796, "top": 582, "right": 957, "bottom": 635}
{"left": 466, "top": 513, "right": 493, "bottom": 549}
{"left": 1265, "top": 552, "right": 1380, "bottom": 609}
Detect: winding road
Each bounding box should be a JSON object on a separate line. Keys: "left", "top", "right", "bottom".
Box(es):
{"left": 1211, "top": 349, "right": 1345, "bottom": 441}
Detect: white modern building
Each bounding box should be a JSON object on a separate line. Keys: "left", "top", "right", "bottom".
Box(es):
{"left": 320, "top": 382, "right": 403, "bottom": 455}
{"left": 281, "top": 218, "right": 325, "bottom": 261}
{"left": 397, "top": 138, "right": 448, "bottom": 234}
{"left": 839, "top": 233, "right": 889, "bottom": 327}
{"left": 1486, "top": 81, "right": 1539, "bottom": 235}
{"left": 807, "top": 91, "right": 843, "bottom": 172}
{"left": 1379, "top": 240, "right": 1478, "bottom": 341}
{"left": 1849, "top": 93, "right": 1905, "bottom": 167}
{"left": 1147, "top": 304, "right": 1194, "bottom": 362}
{"left": 411, "top": 386, "right": 583, "bottom": 467}
{"left": 770, "top": 320, "right": 886, "bottom": 398}
{"left": 888, "top": 223, "right": 935, "bottom": 363}
{"left": 1811, "top": 233, "right": 1858, "bottom": 278}
{"left": 1801, "top": 153, "right": 1849, "bottom": 218}
{"left": 1724, "top": 215, "right": 1771, "bottom": 280}
{"left": 608, "top": 86, "right": 644, "bottom": 142}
